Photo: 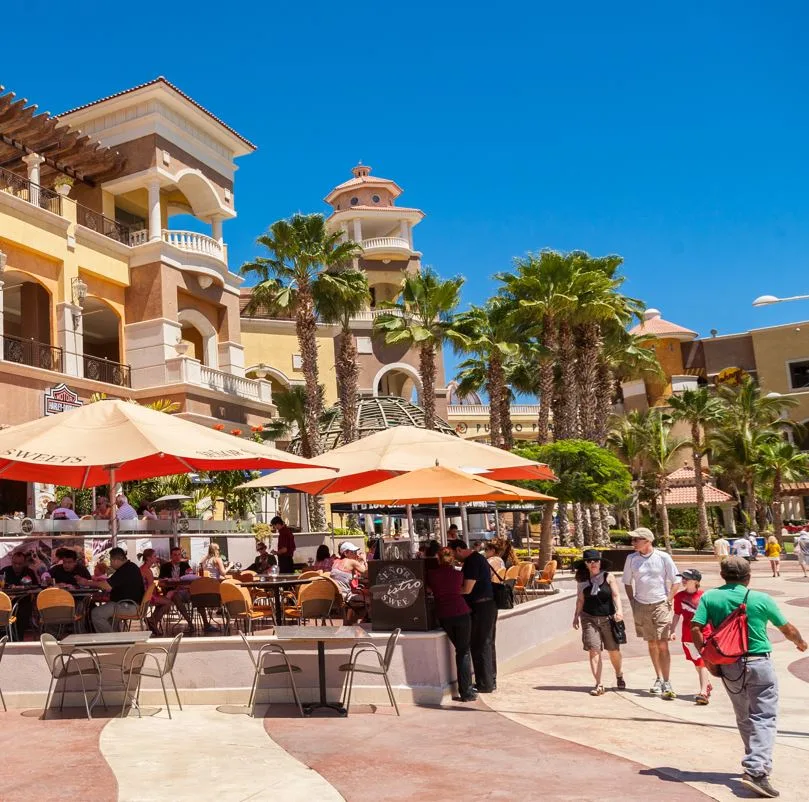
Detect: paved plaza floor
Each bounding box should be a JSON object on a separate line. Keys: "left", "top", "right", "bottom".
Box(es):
{"left": 0, "top": 558, "right": 807, "bottom": 801}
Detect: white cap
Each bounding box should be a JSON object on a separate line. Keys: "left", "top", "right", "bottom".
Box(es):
{"left": 339, "top": 542, "right": 360, "bottom": 553}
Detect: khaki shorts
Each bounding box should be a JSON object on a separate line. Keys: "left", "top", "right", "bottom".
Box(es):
{"left": 632, "top": 600, "right": 672, "bottom": 642}
{"left": 581, "top": 612, "right": 619, "bottom": 652}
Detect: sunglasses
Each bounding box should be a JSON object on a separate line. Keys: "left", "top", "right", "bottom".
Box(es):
{"left": 584, "top": 558, "right": 601, "bottom": 563}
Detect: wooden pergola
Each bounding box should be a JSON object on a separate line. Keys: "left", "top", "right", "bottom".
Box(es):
{"left": 0, "top": 85, "right": 126, "bottom": 186}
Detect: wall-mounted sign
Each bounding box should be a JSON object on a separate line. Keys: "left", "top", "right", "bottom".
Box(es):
{"left": 44, "top": 384, "right": 82, "bottom": 416}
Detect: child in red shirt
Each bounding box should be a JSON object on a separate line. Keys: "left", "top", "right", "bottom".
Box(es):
{"left": 671, "top": 568, "right": 712, "bottom": 705}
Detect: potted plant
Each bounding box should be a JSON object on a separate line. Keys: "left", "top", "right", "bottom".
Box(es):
{"left": 53, "top": 175, "right": 74, "bottom": 197}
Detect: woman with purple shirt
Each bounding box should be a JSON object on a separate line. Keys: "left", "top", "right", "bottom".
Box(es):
{"left": 427, "top": 547, "right": 475, "bottom": 702}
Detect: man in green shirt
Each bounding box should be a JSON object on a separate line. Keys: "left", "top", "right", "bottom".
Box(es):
{"left": 691, "top": 557, "right": 806, "bottom": 799}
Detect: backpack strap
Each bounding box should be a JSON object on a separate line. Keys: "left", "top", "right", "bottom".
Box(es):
{"left": 488, "top": 561, "right": 506, "bottom": 583}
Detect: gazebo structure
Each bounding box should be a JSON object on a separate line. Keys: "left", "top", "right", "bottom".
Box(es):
{"left": 663, "top": 466, "right": 737, "bottom": 533}
{"left": 290, "top": 396, "right": 456, "bottom": 454}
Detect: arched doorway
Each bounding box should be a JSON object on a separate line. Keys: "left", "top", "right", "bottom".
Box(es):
{"left": 82, "top": 298, "right": 125, "bottom": 384}
{"left": 2, "top": 272, "right": 57, "bottom": 370}
{"left": 178, "top": 308, "right": 218, "bottom": 368}
{"left": 372, "top": 362, "right": 422, "bottom": 404}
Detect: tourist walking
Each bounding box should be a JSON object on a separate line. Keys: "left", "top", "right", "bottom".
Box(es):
{"left": 427, "top": 547, "right": 475, "bottom": 701}
{"left": 572, "top": 549, "right": 625, "bottom": 695}
{"left": 796, "top": 529, "right": 809, "bottom": 578}
{"left": 622, "top": 527, "right": 681, "bottom": 699}
{"left": 713, "top": 534, "right": 730, "bottom": 564}
{"left": 733, "top": 535, "right": 752, "bottom": 561}
{"left": 671, "top": 569, "right": 712, "bottom": 705}
{"left": 764, "top": 536, "right": 781, "bottom": 578}
{"left": 692, "top": 556, "right": 807, "bottom": 799}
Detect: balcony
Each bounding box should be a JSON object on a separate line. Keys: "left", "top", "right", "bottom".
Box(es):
{"left": 446, "top": 404, "right": 541, "bottom": 416}
{"left": 3, "top": 334, "right": 63, "bottom": 372}
{"left": 76, "top": 204, "right": 137, "bottom": 245}
{"left": 0, "top": 166, "right": 61, "bottom": 216}
{"left": 162, "top": 229, "right": 224, "bottom": 261}
{"left": 165, "top": 356, "right": 273, "bottom": 405}
{"left": 360, "top": 237, "right": 412, "bottom": 258}
{"left": 349, "top": 308, "right": 408, "bottom": 324}
{"left": 82, "top": 354, "right": 131, "bottom": 387}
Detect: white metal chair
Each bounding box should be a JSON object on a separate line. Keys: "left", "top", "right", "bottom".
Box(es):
{"left": 40, "top": 633, "right": 104, "bottom": 719}
{"left": 238, "top": 632, "right": 303, "bottom": 717}
{"left": 0, "top": 636, "right": 7, "bottom": 711}
{"left": 120, "top": 632, "right": 183, "bottom": 719}
{"left": 338, "top": 629, "right": 401, "bottom": 716}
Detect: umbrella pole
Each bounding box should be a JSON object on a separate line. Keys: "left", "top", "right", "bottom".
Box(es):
{"left": 109, "top": 467, "right": 118, "bottom": 549}
{"left": 438, "top": 498, "right": 447, "bottom": 546}
{"left": 407, "top": 504, "right": 416, "bottom": 556}
{"left": 494, "top": 505, "right": 500, "bottom": 537}
{"left": 460, "top": 502, "right": 469, "bottom": 540}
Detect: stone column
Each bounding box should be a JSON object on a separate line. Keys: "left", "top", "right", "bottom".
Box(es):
{"left": 148, "top": 181, "right": 162, "bottom": 241}
{"left": 211, "top": 215, "right": 223, "bottom": 244}
{"left": 720, "top": 504, "right": 737, "bottom": 535}
{"left": 399, "top": 220, "right": 409, "bottom": 241}
{"left": 56, "top": 302, "right": 84, "bottom": 378}
{"left": 22, "top": 153, "right": 46, "bottom": 205}
{"left": 352, "top": 218, "right": 362, "bottom": 243}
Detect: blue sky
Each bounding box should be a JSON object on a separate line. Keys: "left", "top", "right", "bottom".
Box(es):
{"left": 4, "top": 2, "right": 809, "bottom": 383}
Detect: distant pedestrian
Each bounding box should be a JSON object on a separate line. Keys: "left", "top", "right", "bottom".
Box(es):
{"left": 748, "top": 532, "right": 760, "bottom": 561}
{"left": 671, "top": 569, "right": 712, "bottom": 705}
{"left": 764, "top": 536, "right": 781, "bottom": 578}
{"left": 795, "top": 530, "right": 809, "bottom": 578}
{"left": 572, "top": 549, "right": 625, "bottom": 695}
{"left": 622, "top": 527, "right": 681, "bottom": 699}
{"left": 732, "top": 536, "right": 752, "bottom": 561}
{"left": 713, "top": 534, "right": 730, "bottom": 564}
{"left": 692, "top": 556, "right": 807, "bottom": 799}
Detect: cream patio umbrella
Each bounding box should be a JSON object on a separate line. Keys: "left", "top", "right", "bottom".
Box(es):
{"left": 335, "top": 463, "right": 556, "bottom": 544}
{"left": 237, "top": 425, "right": 556, "bottom": 494}
{"left": 0, "top": 399, "right": 330, "bottom": 544}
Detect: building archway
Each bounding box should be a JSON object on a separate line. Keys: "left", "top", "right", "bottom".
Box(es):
{"left": 178, "top": 308, "right": 218, "bottom": 368}
{"left": 82, "top": 297, "right": 123, "bottom": 382}
{"left": 796, "top": 419, "right": 809, "bottom": 452}
{"left": 245, "top": 364, "right": 299, "bottom": 397}
{"left": 1, "top": 270, "right": 55, "bottom": 369}
{"left": 372, "top": 362, "right": 422, "bottom": 403}
{"left": 174, "top": 169, "right": 229, "bottom": 219}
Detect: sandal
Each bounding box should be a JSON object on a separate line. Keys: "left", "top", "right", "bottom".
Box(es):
{"left": 616, "top": 675, "right": 626, "bottom": 690}
{"left": 589, "top": 685, "right": 605, "bottom": 696}
{"left": 695, "top": 693, "right": 710, "bottom": 705}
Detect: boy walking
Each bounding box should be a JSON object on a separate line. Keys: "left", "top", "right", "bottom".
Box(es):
{"left": 671, "top": 569, "right": 712, "bottom": 705}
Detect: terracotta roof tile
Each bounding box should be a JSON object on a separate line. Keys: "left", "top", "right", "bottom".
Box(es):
{"left": 664, "top": 485, "right": 734, "bottom": 506}
{"left": 630, "top": 317, "right": 697, "bottom": 339}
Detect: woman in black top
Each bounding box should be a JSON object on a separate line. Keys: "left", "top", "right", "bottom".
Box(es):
{"left": 572, "top": 549, "right": 625, "bottom": 696}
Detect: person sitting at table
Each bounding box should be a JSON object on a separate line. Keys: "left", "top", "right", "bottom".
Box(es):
{"left": 43, "top": 501, "right": 57, "bottom": 519}
{"left": 330, "top": 542, "right": 368, "bottom": 624}
{"left": 313, "top": 544, "right": 335, "bottom": 572}
{"left": 138, "top": 503, "right": 158, "bottom": 521}
{"left": 115, "top": 494, "right": 138, "bottom": 521}
{"left": 51, "top": 496, "right": 79, "bottom": 520}
{"left": 270, "top": 515, "right": 296, "bottom": 574}
{"left": 50, "top": 549, "right": 92, "bottom": 586}
{"left": 139, "top": 549, "right": 171, "bottom": 636}
{"left": 158, "top": 547, "right": 203, "bottom": 631}
{"left": 247, "top": 541, "right": 276, "bottom": 574}
{"left": 93, "top": 496, "right": 113, "bottom": 520}
{"left": 26, "top": 550, "right": 49, "bottom": 582}
{"left": 80, "top": 547, "right": 144, "bottom": 633}
{"left": 93, "top": 559, "right": 109, "bottom": 579}
{"left": 1, "top": 551, "right": 38, "bottom": 639}
{"left": 199, "top": 543, "right": 227, "bottom": 579}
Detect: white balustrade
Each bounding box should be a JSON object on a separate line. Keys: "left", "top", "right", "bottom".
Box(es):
{"left": 128, "top": 228, "right": 149, "bottom": 246}
{"left": 360, "top": 237, "right": 411, "bottom": 252}
{"left": 162, "top": 229, "right": 224, "bottom": 261}
{"left": 199, "top": 364, "right": 261, "bottom": 401}
{"left": 349, "top": 308, "right": 408, "bottom": 323}
{"left": 446, "top": 404, "right": 540, "bottom": 416}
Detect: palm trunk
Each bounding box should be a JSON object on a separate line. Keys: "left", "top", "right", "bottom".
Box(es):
{"left": 691, "top": 425, "right": 710, "bottom": 542}
{"left": 500, "top": 390, "right": 514, "bottom": 450}
{"left": 594, "top": 360, "right": 614, "bottom": 446}
{"left": 572, "top": 502, "right": 584, "bottom": 548}
{"left": 537, "top": 315, "right": 556, "bottom": 444}
{"left": 772, "top": 469, "right": 784, "bottom": 543}
{"left": 745, "top": 475, "right": 757, "bottom": 528}
{"left": 575, "top": 322, "right": 601, "bottom": 442}
{"left": 558, "top": 503, "right": 571, "bottom": 545}
{"left": 337, "top": 324, "right": 360, "bottom": 444}
{"left": 419, "top": 343, "right": 437, "bottom": 430}
{"left": 486, "top": 353, "right": 504, "bottom": 449}
{"left": 600, "top": 505, "right": 612, "bottom": 547}
{"left": 557, "top": 320, "right": 578, "bottom": 439}
{"left": 581, "top": 505, "right": 593, "bottom": 546}
{"left": 589, "top": 502, "right": 603, "bottom": 545}
{"left": 539, "top": 502, "right": 555, "bottom": 565}
{"left": 490, "top": 351, "right": 512, "bottom": 450}
{"left": 659, "top": 478, "right": 672, "bottom": 553}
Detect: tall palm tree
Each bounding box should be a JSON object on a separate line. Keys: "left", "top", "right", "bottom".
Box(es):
{"left": 608, "top": 410, "right": 650, "bottom": 528}
{"left": 241, "top": 213, "right": 362, "bottom": 462}
{"left": 668, "top": 387, "right": 725, "bottom": 543}
{"left": 454, "top": 299, "right": 519, "bottom": 449}
{"left": 374, "top": 267, "right": 465, "bottom": 430}
{"left": 316, "top": 269, "right": 370, "bottom": 444}
{"left": 754, "top": 440, "right": 809, "bottom": 540}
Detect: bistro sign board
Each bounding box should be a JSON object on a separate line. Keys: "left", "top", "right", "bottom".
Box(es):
{"left": 43, "top": 384, "right": 82, "bottom": 417}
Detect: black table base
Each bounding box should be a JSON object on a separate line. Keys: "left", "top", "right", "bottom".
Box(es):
{"left": 303, "top": 641, "right": 347, "bottom": 717}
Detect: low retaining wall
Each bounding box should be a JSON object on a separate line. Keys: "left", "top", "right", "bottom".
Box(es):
{"left": 0, "top": 589, "right": 576, "bottom": 709}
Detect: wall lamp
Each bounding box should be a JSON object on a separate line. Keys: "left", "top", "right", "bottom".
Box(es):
{"left": 71, "top": 276, "right": 88, "bottom": 328}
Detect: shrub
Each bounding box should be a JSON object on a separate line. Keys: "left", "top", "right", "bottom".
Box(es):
{"left": 610, "top": 529, "right": 632, "bottom": 546}
{"left": 553, "top": 547, "right": 583, "bottom": 568}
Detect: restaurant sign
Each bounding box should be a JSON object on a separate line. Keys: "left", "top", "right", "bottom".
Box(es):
{"left": 44, "top": 384, "right": 82, "bottom": 416}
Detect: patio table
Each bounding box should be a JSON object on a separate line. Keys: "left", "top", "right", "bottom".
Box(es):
{"left": 275, "top": 625, "right": 368, "bottom": 716}
{"left": 240, "top": 577, "right": 312, "bottom": 625}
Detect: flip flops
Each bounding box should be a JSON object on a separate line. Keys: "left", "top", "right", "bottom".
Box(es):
{"left": 589, "top": 685, "right": 605, "bottom": 696}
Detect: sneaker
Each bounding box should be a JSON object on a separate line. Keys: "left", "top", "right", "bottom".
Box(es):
{"left": 649, "top": 678, "right": 664, "bottom": 696}
{"left": 740, "top": 773, "right": 780, "bottom": 798}
{"left": 661, "top": 681, "right": 677, "bottom": 700}
{"left": 616, "top": 675, "right": 627, "bottom": 690}
{"left": 203, "top": 623, "right": 221, "bottom": 633}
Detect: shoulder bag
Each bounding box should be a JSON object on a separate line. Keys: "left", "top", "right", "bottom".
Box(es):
{"left": 489, "top": 563, "right": 515, "bottom": 610}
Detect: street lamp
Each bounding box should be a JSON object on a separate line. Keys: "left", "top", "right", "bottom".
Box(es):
{"left": 752, "top": 293, "right": 809, "bottom": 307}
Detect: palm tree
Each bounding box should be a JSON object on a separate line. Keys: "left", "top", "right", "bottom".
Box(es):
{"left": 241, "top": 213, "right": 362, "bottom": 461}
{"left": 608, "top": 410, "right": 650, "bottom": 529}
{"left": 373, "top": 267, "right": 465, "bottom": 430}
{"left": 454, "top": 299, "right": 519, "bottom": 449}
{"left": 316, "top": 269, "right": 371, "bottom": 444}
{"left": 755, "top": 440, "right": 809, "bottom": 540}
{"left": 668, "top": 387, "right": 725, "bottom": 543}
{"left": 261, "top": 385, "right": 319, "bottom": 456}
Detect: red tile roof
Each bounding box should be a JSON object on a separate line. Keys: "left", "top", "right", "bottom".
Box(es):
{"left": 664, "top": 485, "right": 734, "bottom": 506}
{"left": 629, "top": 309, "right": 697, "bottom": 340}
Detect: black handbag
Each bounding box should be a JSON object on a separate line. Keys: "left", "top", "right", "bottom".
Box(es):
{"left": 489, "top": 563, "right": 515, "bottom": 610}
{"left": 609, "top": 616, "right": 627, "bottom": 645}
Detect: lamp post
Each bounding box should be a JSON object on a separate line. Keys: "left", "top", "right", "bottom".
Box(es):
{"left": 752, "top": 293, "right": 809, "bottom": 307}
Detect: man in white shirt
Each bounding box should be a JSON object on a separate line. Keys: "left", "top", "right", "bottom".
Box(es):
{"left": 795, "top": 530, "right": 809, "bottom": 578}
{"left": 623, "top": 527, "right": 681, "bottom": 700}
{"left": 51, "top": 496, "right": 79, "bottom": 520}
{"left": 732, "top": 536, "right": 752, "bottom": 561}
{"left": 115, "top": 494, "right": 138, "bottom": 521}
{"left": 748, "top": 531, "right": 760, "bottom": 561}
{"left": 713, "top": 534, "right": 730, "bottom": 564}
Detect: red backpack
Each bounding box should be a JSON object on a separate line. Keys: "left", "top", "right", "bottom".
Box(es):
{"left": 700, "top": 589, "right": 750, "bottom": 664}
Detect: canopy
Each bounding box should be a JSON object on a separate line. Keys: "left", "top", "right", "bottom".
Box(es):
{"left": 0, "top": 399, "right": 326, "bottom": 487}
{"left": 237, "top": 426, "right": 556, "bottom": 493}
{"left": 335, "top": 464, "right": 556, "bottom": 506}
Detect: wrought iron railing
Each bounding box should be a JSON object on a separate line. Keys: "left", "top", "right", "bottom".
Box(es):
{"left": 0, "top": 165, "right": 61, "bottom": 215}
{"left": 76, "top": 204, "right": 138, "bottom": 245}
{"left": 82, "top": 354, "right": 131, "bottom": 387}
{"left": 2, "top": 333, "right": 63, "bottom": 372}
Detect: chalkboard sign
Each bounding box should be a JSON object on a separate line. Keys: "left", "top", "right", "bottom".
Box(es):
{"left": 369, "top": 559, "right": 438, "bottom": 631}
{"left": 380, "top": 539, "right": 412, "bottom": 561}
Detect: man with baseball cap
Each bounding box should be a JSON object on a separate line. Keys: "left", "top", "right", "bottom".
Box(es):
{"left": 622, "top": 527, "right": 681, "bottom": 699}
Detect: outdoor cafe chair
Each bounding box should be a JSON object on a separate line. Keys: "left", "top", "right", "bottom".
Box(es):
{"left": 36, "top": 588, "right": 82, "bottom": 639}
{"left": 297, "top": 571, "right": 323, "bottom": 581}
{"left": 514, "top": 563, "right": 536, "bottom": 603}
{"left": 221, "top": 581, "right": 274, "bottom": 635}
{"left": 535, "top": 560, "right": 558, "bottom": 593}
{"left": 338, "top": 628, "right": 401, "bottom": 716}
{"left": 0, "top": 635, "right": 7, "bottom": 711}
{"left": 121, "top": 633, "right": 183, "bottom": 720}
{"left": 283, "top": 579, "right": 337, "bottom": 626}
{"left": 0, "top": 592, "right": 18, "bottom": 642}
{"left": 40, "top": 633, "right": 104, "bottom": 720}
{"left": 188, "top": 578, "right": 223, "bottom": 632}
{"left": 114, "top": 583, "right": 156, "bottom": 632}
{"left": 238, "top": 631, "right": 303, "bottom": 717}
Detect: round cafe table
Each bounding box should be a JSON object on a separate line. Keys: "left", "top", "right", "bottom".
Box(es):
{"left": 239, "top": 576, "right": 312, "bottom": 625}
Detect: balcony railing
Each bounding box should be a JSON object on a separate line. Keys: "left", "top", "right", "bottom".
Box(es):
{"left": 163, "top": 229, "right": 224, "bottom": 261}
{"left": 82, "top": 354, "right": 131, "bottom": 387}
{"left": 349, "top": 308, "right": 408, "bottom": 323}
{"left": 2, "top": 334, "right": 63, "bottom": 372}
{"left": 360, "top": 237, "right": 411, "bottom": 253}
{"left": 199, "top": 365, "right": 261, "bottom": 400}
{"left": 75, "top": 204, "right": 140, "bottom": 245}
{"left": 446, "top": 404, "right": 541, "bottom": 416}
{"left": 0, "top": 166, "right": 61, "bottom": 216}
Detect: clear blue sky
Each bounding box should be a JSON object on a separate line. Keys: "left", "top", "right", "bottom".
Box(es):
{"left": 4, "top": 2, "right": 809, "bottom": 383}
